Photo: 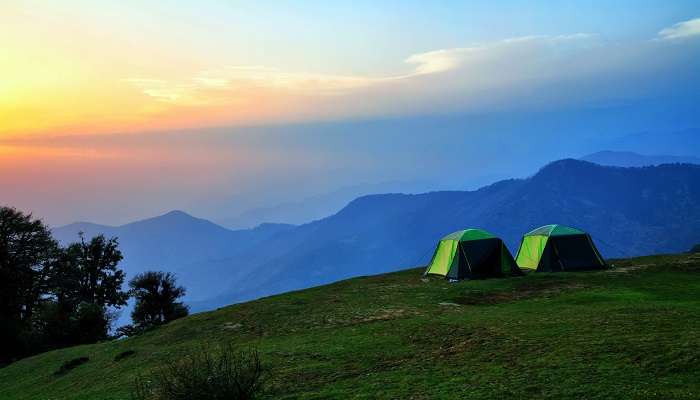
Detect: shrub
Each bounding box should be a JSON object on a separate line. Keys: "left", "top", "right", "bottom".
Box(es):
{"left": 690, "top": 244, "right": 700, "bottom": 253}
{"left": 133, "top": 345, "right": 266, "bottom": 400}
{"left": 114, "top": 324, "right": 146, "bottom": 339}
{"left": 54, "top": 357, "right": 89, "bottom": 376}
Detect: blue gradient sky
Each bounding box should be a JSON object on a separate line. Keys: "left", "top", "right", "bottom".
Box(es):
{"left": 1, "top": 1, "right": 699, "bottom": 226}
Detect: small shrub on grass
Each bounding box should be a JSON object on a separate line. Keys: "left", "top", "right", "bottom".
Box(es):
{"left": 54, "top": 357, "right": 89, "bottom": 375}
{"left": 133, "top": 345, "right": 266, "bottom": 400}
{"left": 114, "top": 324, "right": 142, "bottom": 339}
{"left": 115, "top": 350, "right": 136, "bottom": 362}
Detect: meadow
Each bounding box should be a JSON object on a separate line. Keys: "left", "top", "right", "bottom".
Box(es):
{"left": 1, "top": 254, "right": 699, "bottom": 399}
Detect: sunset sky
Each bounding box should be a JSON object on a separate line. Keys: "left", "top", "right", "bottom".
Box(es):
{"left": 2, "top": 1, "right": 700, "bottom": 226}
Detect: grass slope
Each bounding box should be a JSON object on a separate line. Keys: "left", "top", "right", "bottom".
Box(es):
{"left": 2, "top": 254, "right": 700, "bottom": 399}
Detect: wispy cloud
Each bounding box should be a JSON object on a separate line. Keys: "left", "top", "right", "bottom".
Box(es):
{"left": 196, "top": 66, "right": 376, "bottom": 92}
{"left": 404, "top": 49, "right": 467, "bottom": 75}
{"left": 658, "top": 17, "right": 700, "bottom": 40}
{"left": 124, "top": 34, "right": 598, "bottom": 107}
{"left": 120, "top": 22, "right": 697, "bottom": 124}
{"left": 402, "top": 34, "right": 596, "bottom": 78}
{"left": 122, "top": 79, "right": 198, "bottom": 103}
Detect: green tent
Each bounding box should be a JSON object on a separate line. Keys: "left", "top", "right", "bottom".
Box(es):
{"left": 515, "top": 224, "right": 606, "bottom": 272}
{"left": 424, "top": 229, "right": 522, "bottom": 280}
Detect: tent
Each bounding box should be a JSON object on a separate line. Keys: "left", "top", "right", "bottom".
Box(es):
{"left": 424, "top": 229, "right": 522, "bottom": 280}
{"left": 515, "top": 225, "right": 606, "bottom": 272}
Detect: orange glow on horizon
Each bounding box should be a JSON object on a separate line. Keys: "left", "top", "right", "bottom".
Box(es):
{"left": 0, "top": 5, "right": 390, "bottom": 139}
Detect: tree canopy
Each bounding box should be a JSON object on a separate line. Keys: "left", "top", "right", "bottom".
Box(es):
{"left": 130, "top": 271, "right": 188, "bottom": 329}
{"left": 0, "top": 206, "right": 187, "bottom": 365}
{"left": 0, "top": 207, "right": 58, "bottom": 364}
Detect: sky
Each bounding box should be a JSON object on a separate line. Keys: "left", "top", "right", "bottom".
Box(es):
{"left": 1, "top": 1, "right": 700, "bottom": 226}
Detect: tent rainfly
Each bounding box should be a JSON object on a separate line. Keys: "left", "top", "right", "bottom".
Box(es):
{"left": 424, "top": 229, "right": 522, "bottom": 280}
{"left": 515, "top": 224, "right": 606, "bottom": 272}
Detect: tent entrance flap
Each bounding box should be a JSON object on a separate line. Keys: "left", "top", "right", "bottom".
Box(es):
{"left": 550, "top": 235, "right": 605, "bottom": 271}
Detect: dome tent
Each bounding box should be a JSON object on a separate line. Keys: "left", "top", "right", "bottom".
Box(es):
{"left": 424, "top": 229, "right": 522, "bottom": 280}
{"left": 515, "top": 224, "right": 606, "bottom": 272}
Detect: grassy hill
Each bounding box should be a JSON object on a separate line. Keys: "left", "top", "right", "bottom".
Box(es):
{"left": 2, "top": 254, "right": 700, "bottom": 399}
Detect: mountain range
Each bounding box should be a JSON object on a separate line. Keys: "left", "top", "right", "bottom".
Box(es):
{"left": 54, "top": 159, "right": 700, "bottom": 313}
{"left": 581, "top": 150, "right": 700, "bottom": 167}
{"left": 220, "top": 180, "right": 434, "bottom": 229}
{"left": 52, "top": 213, "right": 293, "bottom": 301}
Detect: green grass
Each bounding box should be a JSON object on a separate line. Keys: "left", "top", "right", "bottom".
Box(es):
{"left": 2, "top": 254, "right": 700, "bottom": 399}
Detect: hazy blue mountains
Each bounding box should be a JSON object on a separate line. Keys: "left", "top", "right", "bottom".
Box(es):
{"left": 55, "top": 160, "right": 700, "bottom": 314}
{"left": 52, "top": 211, "right": 293, "bottom": 301}
{"left": 203, "top": 159, "right": 700, "bottom": 309}
{"left": 582, "top": 150, "right": 700, "bottom": 167}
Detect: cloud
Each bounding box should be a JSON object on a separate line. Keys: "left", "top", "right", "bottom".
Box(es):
{"left": 124, "top": 67, "right": 381, "bottom": 108}
{"left": 121, "top": 28, "right": 697, "bottom": 123}
{"left": 404, "top": 48, "right": 468, "bottom": 75}
{"left": 658, "top": 17, "right": 700, "bottom": 40}
{"left": 196, "top": 66, "right": 376, "bottom": 92}
{"left": 124, "top": 34, "right": 597, "bottom": 106}
{"left": 122, "top": 78, "right": 198, "bottom": 103}
{"left": 402, "top": 34, "right": 596, "bottom": 78}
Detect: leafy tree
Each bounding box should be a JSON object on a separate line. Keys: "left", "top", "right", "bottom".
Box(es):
{"left": 130, "top": 271, "right": 188, "bottom": 329}
{"left": 0, "top": 207, "right": 58, "bottom": 365}
{"left": 66, "top": 234, "right": 129, "bottom": 308}
{"left": 34, "top": 301, "right": 113, "bottom": 348}
{"left": 35, "top": 246, "right": 84, "bottom": 348}
{"left": 72, "top": 302, "right": 114, "bottom": 344}
{"left": 0, "top": 208, "right": 130, "bottom": 363}
{"left": 37, "top": 234, "right": 128, "bottom": 347}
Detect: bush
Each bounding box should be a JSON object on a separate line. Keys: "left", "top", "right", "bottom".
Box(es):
{"left": 55, "top": 357, "right": 89, "bottom": 376}
{"left": 690, "top": 244, "right": 700, "bottom": 253}
{"left": 114, "top": 324, "right": 147, "bottom": 339}
{"left": 133, "top": 346, "right": 266, "bottom": 400}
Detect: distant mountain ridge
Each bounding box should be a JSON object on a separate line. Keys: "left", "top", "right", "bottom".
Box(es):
{"left": 52, "top": 211, "right": 294, "bottom": 301}
{"left": 199, "top": 159, "right": 700, "bottom": 310}
{"left": 55, "top": 160, "right": 700, "bottom": 315}
{"left": 221, "top": 181, "right": 434, "bottom": 229}
{"left": 581, "top": 150, "right": 700, "bottom": 167}
{"left": 606, "top": 128, "right": 700, "bottom": 156}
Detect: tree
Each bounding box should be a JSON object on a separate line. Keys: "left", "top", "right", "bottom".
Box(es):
{"left": 38, "top": 234, "right": 129, "bottom": 346}
{"left": 130, "top": 271, "right": 188, "bottom": 329}
{"left": 67, "top": 234, "right": 129, "bottom": 308}
{"left": 0, "top": 207, "right": 58, "bottom": 365}
{"left": 36, "top": 246, "right": 84, "bottom": 348}
{"left": 0, "top": 208, "right": 131, "bottom": 364}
